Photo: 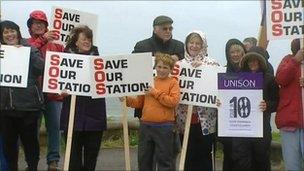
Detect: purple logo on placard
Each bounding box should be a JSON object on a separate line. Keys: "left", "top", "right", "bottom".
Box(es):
{"left": 218, "top": 72, "right": 263, "bottom": 90}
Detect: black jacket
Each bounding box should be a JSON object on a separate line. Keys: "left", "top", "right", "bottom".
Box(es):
{"left": 132, "top": 33, "right": 184, "bottom": 118}
{"left": 240, "top": 52, "right": 279, "bottom": 135}
{"left": 133, "top": 33, "right": 184, "bottom": 60}
{"left": 0, "top": 39, "right": 44, "bottom": 112}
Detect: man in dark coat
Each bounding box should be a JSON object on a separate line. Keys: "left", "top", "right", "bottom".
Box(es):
{"left": 132, "top": 15, "right": 184, "bottom": 118}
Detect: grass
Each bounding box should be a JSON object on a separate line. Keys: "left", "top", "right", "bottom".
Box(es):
{"left": 272, "top": 132, "right": 281, "bottom": 142}
{"left": 102, "top": 129, "right": 138, "bottom": 148}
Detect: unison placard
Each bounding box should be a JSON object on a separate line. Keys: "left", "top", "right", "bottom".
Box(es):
{"left": 217, "top": 72, "right": 263, "bottom": 137}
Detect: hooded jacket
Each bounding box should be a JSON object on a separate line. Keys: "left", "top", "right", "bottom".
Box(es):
{"left": 0, "top": 39, "right": 44, "bottom": 112}
{"left": 60, "top": 46, "right": 107, "bottom": 131}
{"left": 225, "top": 39, "right": 246, "bottom": 73}
{"left": 275, "top": 54, "right": 303, "bottom": 129}
{"left": 240, "top": 49, "right": 279, "bottom": 135}
{"left": 248, "top": 46, "right": 274, "bottom": 75}
{"left": 176, "top": 30, "right": 219, "bottom": 135}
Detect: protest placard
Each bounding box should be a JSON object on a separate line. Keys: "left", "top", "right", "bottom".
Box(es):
{"left": 92, "top": 52, "right": 154, "bottom": 98}
{"left": 217, "top": 72, "right": 263, "bottom": 137}
{"left": 266, "top": 0, "right": 304, "bottom": 40}
{"left": 171, "top": 61, "right": 225, "bottom": 108}
{"left": 50, "top": 6, "right": 98, "bottom": 45}
{"left": 0, "top": 45, "right": 30, "bottom": 88}
{"left": 43, "top": 51, "right": 93, "bottom": 96}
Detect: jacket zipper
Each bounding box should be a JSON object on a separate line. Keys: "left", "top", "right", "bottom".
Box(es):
{"left": 9, "top": 88, "right": 13, "bottom": 108}
{"left": 34, "top": 85, "right": 42, "bottom": 102}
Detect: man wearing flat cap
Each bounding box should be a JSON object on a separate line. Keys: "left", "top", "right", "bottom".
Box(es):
{"left": 132, "top": 15, "right": 184, "bottom": 118}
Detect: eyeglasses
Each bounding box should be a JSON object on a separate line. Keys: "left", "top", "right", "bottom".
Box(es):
{"left": 162, "top": 26, "right": 173, "bottom": 31}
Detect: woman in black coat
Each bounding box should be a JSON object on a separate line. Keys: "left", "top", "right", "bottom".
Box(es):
{"left": 60, "top": 25, "right": 107, "bottom": 171}
{"left": 0, "top": 20, "right": 44, "bottom": 171}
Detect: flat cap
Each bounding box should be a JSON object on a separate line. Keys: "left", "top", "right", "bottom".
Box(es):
{"left": 153, "top": 15, "right": 173, "bottom": 26}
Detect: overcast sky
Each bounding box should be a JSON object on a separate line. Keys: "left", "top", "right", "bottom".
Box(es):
{"left": 2, "top": 1, "right": 291, "bottom": 70}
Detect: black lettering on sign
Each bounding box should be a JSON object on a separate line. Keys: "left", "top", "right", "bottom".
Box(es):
{"left": 58, "top": 81, "right": 90, "bottom": 92}
{"left": 179, "top": 80, "right": 194, "bottom": 89}
{"left": 0, "top": 49, "right": 4, "bottom": 59}
{"left": 60, "top": 58, "right": 83, "bottom": 68}
{"left": 180, "top": 92, "right": 216, "bottom": 104}
{"left": 62, "top": 23, "right": 75, "bottom": 31}
{"left": 283, "top": 25, "right": 304, "bottom": 35}
{"left": 62, "top": 12, "right": 80, "bottom": 22}
{"left": 284, "top": 12, "right": 303, "bottom": 22}
{"left": 0, "top": 74, "right": 22, "bottom": 84}
{"left": 283, "top": 0, "right": 304, "bottom": 9}
{"left": 180, "top": 68, "right": 202, "bottom": 78}
{"left": 60, "top": 33, "right": 70, "bottom": 42}
{"left": 104, "top": 59, "right": 128, "bottom": 69}
{"left": 106, "top": 72, "right": 123, "bottom": 81}
{"left": 106, "top": 82, "right": 148, "bottom": 94}
{"left": 60, "top": 70, "right": 76, "bottom": 80}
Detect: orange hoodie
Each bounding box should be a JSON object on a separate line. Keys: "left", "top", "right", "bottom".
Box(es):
{"left": 126, "top": 76, "right": 180, "bottom": 123}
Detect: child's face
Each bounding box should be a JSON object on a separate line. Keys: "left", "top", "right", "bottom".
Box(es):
{"left": 155, "top": 61, "right": 172, "bottom": 79}
{"left": 248, "top": 58, "right": 260, "bottom": 72}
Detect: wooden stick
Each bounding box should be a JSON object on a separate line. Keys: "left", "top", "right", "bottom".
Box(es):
{"left": 257, "top": 0, "right": 268, "bottom": 50}
{"left": 300, "top": 39, "right": 304, "bottom": 125}
{"left": 178, "top": 105, "right": 193, "bottom": 170}
{"left": 257, "top": 24, "right": 268, "bottom": 49}
{"left": 63, "top": 95, "right": 76, "bottom": 171}
{"left": 121, "top": 100, "right": 131, "bottom": 171}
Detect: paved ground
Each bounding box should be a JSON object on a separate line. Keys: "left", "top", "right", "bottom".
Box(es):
{"left": 18, "top": 146, "right": 284, "bottom": 171}
{"left": 18, "top": 147, "right": 224, "bottom": 171}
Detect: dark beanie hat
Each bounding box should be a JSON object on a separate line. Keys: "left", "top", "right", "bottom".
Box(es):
{"left": 153, "top": 15, "right": 173, "bottom": 26}
{"left": 291, "top": 39, "right": 300, "bottom": 56}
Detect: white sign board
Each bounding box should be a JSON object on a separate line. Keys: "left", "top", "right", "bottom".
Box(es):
{"left": 0, "top": 45, "right": 31, "bottom": 88}
{"left": 171, "top": 60, "right": 225, "bottom": 108}
{"left": 217, "top": 73, "right": 263, "bottom": 137}
{"left": 43, "top": 51, "right": 93, "bottom": 96}
{"left": 92, "top": 53, "right": 154, "bottom": 98}
{"left": 50, "top": 6, "right": 98, "bottom": 45}
{"left": 266, "top": 0, "right": 304, "bottom": 40}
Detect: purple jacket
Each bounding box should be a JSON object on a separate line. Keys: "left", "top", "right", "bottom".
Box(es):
{"left": 60, "top": 46, "right": 107, "bottom": 131}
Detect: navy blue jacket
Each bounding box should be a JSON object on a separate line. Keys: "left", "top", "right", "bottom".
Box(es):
{"left": 60, "top": 46, "right": 107, "bottom": 131}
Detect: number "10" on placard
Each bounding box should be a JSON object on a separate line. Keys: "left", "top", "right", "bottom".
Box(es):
{"left": 229, "top": 97, "right": 251, "bottom": 118}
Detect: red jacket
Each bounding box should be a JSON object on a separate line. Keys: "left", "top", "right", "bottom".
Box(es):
{"left": 28, "top": 36, "right": 65, "bottom": 101}
{"left": 275, "top": 54, "right": 304, "bottom": 129}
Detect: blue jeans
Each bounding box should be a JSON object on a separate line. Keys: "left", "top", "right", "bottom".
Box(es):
{"left": 0, "top": 134, "right": 8, "bottom": 171}
{"left": 44, "top": 101, "right": 62, "bottom": 164}
{"left": 280, "top": 128, "right": 304, "bottom": 171}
